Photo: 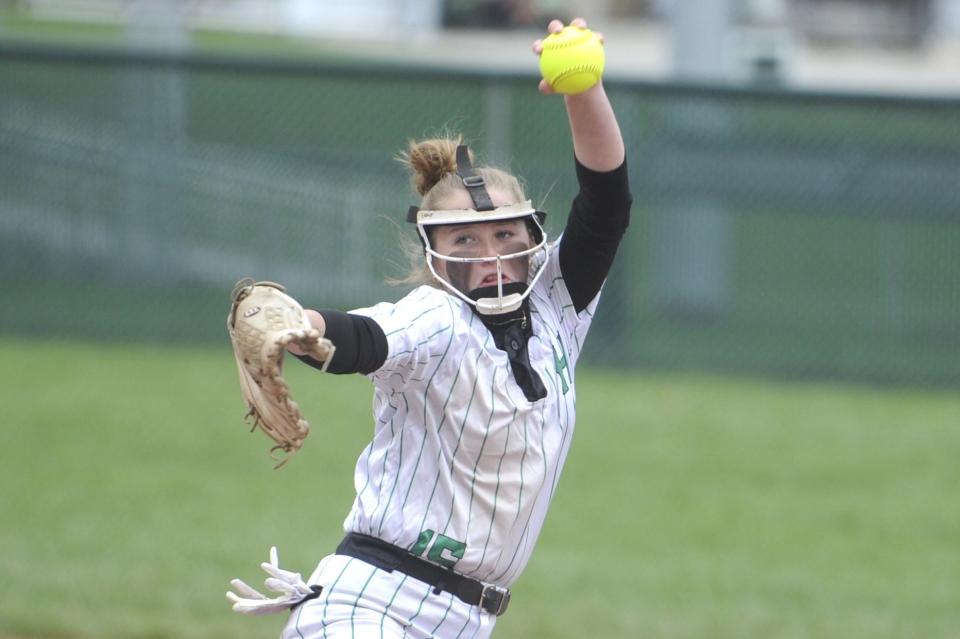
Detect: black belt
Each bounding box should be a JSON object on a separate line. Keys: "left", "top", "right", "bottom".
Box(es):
{"left": 335, "top": 533, "right": 511, "bottom": 617}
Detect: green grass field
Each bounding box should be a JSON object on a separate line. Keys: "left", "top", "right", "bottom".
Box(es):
{"left": 1, "top": 338, "right": 958, "bottom": 638}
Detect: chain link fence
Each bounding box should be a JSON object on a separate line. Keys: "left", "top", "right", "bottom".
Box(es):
{"left": 2, "top": 43, "right": 959, "bottom": 385}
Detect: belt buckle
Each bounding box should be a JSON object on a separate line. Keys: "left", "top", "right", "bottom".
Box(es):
{"left": 480, "top": 584, "right": 511, "bottom": 616}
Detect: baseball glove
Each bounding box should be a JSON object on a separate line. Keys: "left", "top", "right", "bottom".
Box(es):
{"left": 227, "top": 279, "right": 335, "bottom": 468}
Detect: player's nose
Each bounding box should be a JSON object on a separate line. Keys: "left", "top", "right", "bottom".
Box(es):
{"left": 474, "top": 232, "right": 499, "bottom": 256}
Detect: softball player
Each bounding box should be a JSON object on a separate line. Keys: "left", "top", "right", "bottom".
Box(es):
{"left": 229, "top": 18, "right": 631, "bottom": 639}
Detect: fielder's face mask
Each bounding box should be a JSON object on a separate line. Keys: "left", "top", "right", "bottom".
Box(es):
{"left": 407, "top": 145, "right": 549, "bottom": 315}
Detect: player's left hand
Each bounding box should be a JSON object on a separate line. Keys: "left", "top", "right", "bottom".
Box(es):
{"left": 531, "top": 17, "right": 605, "bottom": 95}
{"left": 226, "top": 546, "right": 321, "bottom": 615}
{"left": 227, "top": 279, "right": 336, "bottom": 468}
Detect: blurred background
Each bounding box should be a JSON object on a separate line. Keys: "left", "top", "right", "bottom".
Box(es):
{"left": 1, "top": 0, "right": 959, "bottom": 383}
{"left": 1, "top": 2, "right": 959, "bottom": 638}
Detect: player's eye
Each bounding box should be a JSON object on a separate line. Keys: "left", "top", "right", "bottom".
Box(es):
{"left": 453, "top": 234, "right": 475, "bottom": 245}
{"left": 495, "top": 229, "right": 515, "bottom": 240}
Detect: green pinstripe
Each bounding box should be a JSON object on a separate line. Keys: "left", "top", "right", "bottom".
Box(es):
{"left": 427, "top": 591, "right": 457, "bottom": 637}
{"left": 452, "top": 604, "right": 478, "bottom": 639}
{"left": 460, "top": 368, "right": 506, "bottom": 547}
{"left": 350, "top": 440, "right": 375, "bottom": 531}
{"left": 397, "top": 300, "right": 461, "bottom": 513}
{"left": 349, "top": 565, "right": 380, "bottom": 639}
{"left": 383, "top": 303, "right": 446, "bottom": 336}
{"left": 364, "top": 398, "right": 397, "bottom": 534}
{"left": 383, "top": 325, "right": 451, "bottom": 362}
{"left": 401, "top": 581, "right": 433, "bottom": 638}
{"left": 415, "top": 330, "right": 491, "bottom": 538}
{"left": 380, "top": 574, "right": 408, "bottom": 639}
{"left": 376, "top": 391, "right": 410, "bottom": 535}
{"left": 546, "top": 341, "right": 574, "bottom": 505}
{"left": 480, "top": 402, "right": 529, "bottom": 582}
{"left": 460, "top": 367, "right": 501, "bottom": 541}
{"left": 293, "top": 591, "right": 308, "bottom": 639}
{"left": 476, "top": 404, "right": 518, "bottom": 568}
{"left": 308, "top": 558, "right": 355, "bottom": 639}
{"left": 352, "top": 391, "right": 393, "bottom": 530}
{"left": 435, "top": 330, "right": 494, "bottom": 541}
{"left": 489, "top": 397, "right": 547, "bottom": 584}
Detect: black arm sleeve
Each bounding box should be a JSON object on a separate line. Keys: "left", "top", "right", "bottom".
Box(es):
{"left": 557, "top": 157, "right": 633, "bottom": 313}
{"left": 293, "top": 310, "right": 388, "bottom": 375}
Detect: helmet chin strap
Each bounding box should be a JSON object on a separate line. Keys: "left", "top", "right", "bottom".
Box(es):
{"left": 468, "top": 282, "right": 527, "bottom": 315}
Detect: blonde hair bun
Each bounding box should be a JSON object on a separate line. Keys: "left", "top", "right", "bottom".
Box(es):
{"left": 401, "top": 136, "right": 472, "bottom": 197}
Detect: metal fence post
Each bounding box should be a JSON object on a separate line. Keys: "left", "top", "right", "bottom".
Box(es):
{"left": 120, "top": 0, "right": 186, "bottom": 283}
{"left": 659, "top": 0, "right": 735, "bottom": 318}
{"left": 483, "top": 79, "right": 512, "bottom": 166}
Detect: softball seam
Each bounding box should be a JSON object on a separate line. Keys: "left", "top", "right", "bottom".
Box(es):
{"left": 542, "top": 31, "right": 598, "bottom": 51}
{"left": 551, "top": 64, "right": 603, "bottom": 87}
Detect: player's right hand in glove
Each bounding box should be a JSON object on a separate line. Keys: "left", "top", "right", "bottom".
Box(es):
{"left": 226, "top": 547, "right": 322, "bottom": 615}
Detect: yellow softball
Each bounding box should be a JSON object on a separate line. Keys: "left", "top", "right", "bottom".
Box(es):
{"left": 539, "top": 26, "right": 605, "bottom": 95}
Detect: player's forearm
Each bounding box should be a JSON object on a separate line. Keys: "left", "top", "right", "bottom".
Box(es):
{"left": 294, "top": 310, "right": 388, "bottom": 375}
{"left": 564, "top": 83, "right": 625, "bottom": 172}
{"left": 559, "top": 158, "right": 632, "bottom": 312}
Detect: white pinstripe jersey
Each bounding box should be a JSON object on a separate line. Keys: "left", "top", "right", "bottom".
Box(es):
{"left": 345, "top": 238, "right": 599, "bottom": 588}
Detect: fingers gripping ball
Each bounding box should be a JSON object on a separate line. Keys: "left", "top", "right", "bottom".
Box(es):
{"left": 539, "top": 26, "right": 605, "bottom": 95}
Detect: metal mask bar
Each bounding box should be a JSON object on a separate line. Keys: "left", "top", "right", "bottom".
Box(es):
{"left": 417, "top": 212, "right": 551, "bottom": 315}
